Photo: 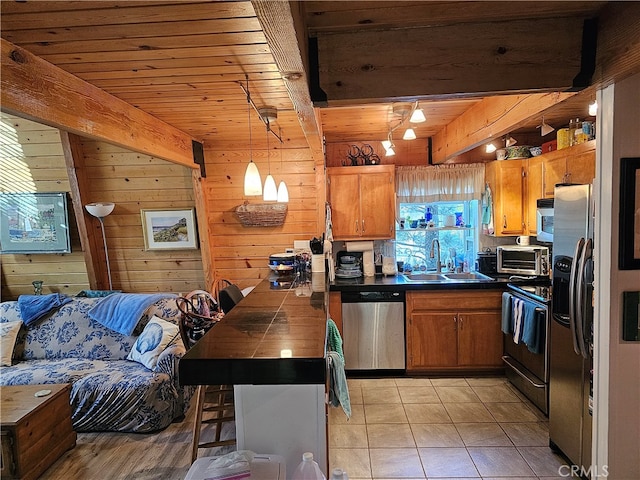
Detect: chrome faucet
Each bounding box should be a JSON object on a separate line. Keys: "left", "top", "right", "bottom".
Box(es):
{"left": 430, "top": 239, "right": 442, "bottom": 272}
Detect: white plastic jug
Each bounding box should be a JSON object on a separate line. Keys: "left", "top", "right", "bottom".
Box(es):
{"left": 292, "top": 452, "right": 326, "bottom": 480}
{"left": 330, "top": 468, "right": 349, "bottom": 480}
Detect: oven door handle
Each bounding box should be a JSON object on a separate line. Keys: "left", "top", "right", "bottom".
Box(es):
{"left": 502, "top": 356, "right": 546, "bottom": 388}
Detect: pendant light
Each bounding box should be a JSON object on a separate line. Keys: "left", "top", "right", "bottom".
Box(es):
{"left": 277, "top": 127, "right": 289, "bottom": 203}
{"left": 243, "top": 75, "right": 262, "bottom": 196}
{"left": 263, "top": 119, "right": 278, "bottom": 201}
{"left": 403, "top": 128, "right": 416, "bottom": 140}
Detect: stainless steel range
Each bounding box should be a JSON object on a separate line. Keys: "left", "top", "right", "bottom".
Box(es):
{"left": 502, "top": 282, "right": 551, "bottom": 414}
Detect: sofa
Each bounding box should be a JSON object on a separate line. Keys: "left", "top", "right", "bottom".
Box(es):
{"left": 0, "top": 294, "right": 195, "bottom": 433}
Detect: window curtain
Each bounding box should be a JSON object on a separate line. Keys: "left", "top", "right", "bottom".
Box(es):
{"left": 395, "top": 164, "right": 485, "bottom": 217}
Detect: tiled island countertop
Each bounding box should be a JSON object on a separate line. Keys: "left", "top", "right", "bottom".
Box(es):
{"left": 179, "top": 277, "right": 328, "bottom": 386}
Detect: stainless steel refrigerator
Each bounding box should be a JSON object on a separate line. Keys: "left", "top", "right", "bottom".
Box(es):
{"left": 550, "top": 183, "right": 594, "bottom": 470}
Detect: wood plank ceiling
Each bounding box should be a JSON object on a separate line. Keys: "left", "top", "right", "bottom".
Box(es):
{"left": 0, "top": 1, "right": 609, "bottom": 151}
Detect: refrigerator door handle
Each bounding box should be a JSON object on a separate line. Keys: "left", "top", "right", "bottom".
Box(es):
{"left": 569, "top": 238, "right": 585, "bottom": 356}
{"left": 576, "top": 238, "right": 593, "bottom": 359}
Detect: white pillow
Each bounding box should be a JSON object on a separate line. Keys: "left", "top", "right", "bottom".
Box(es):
{"left": 127, "top": 316, "right": 179, "bottom": 370}
{"left": 1, "top": 321, "right": 22, "bottom": 366}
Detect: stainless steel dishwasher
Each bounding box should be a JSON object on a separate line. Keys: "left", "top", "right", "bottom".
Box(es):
{"left": 341, "top": 290, "right": 405, "bottom": 371}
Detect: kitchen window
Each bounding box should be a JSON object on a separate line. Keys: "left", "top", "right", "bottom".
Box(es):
{"left": 394, "top": 164, "right": 484, "bottom": 272}
{"left": 396, "top": 200, "right": 479, "bottom": 272}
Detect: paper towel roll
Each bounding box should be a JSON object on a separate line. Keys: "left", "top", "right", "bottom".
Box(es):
{"left": 363, "top": 250, "right": 375, "bottom": 277}
{"left": 346, "top": 241, "right": 374, "bottom": 252}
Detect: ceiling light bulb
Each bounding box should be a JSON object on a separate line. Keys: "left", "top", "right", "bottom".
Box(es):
{"left": 485, "top": 143, "right": 497, "bottom": 153}
{"left": 409, "top": 108, "right": 426, "bottom": 123}
{"left": 403, "top": 128, "right": 416, "bottom": 140}
{"left": 244, "top": 161, "right": 262, "bottom": 196}
{"left": 589, "top": 100, "right": 598, "bottom": 116}
{"left": 385, "top": 146, "right": 395, "bottom": 157}
{"left": 263, "top": 174, "right": 277, "bottom": 201}
{"left": 381, "top": 140, "right": 392, "bottom": 150}
{"left": 277, "top": 181, "right": 289, "bottom": 203}
{"left": 505, "top": 136, "right": 517, "bottom": 147}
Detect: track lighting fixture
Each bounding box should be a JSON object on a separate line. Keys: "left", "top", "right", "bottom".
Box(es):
{"left": 383, "top": 101, "right": 424, "bottom": 149}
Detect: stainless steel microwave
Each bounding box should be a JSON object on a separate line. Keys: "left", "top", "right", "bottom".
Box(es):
{"left": 536, "top": 198, "right": 554, "bottom": 243}
{"left": 497, "top": 245, "right": 550, "bottom": 276}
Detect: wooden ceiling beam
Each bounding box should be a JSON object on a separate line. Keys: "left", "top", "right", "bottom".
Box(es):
{"left": 431, "top": 92, "right": 576, "bottom": 164}
{"left": 313, "top": 16, "right": 588, "bottom": 104}
{"left": 1, "top": 39, "right": 196, "bottom": 168}
{"left": 251, "top": 0, "right": 324, "bottom": 161}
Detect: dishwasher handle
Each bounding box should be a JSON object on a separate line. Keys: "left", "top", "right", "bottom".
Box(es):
{"left": 341, "top": 290, "right": 405, "bottom": 303}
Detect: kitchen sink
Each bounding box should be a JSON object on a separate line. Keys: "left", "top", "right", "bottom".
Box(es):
{"left": 403, "top": 271, "right": 495, "bottom": 282}
{"left": 403, "top": 273, "right": 447, "bottom": 282}
{"left": 443, "top": 272, "right": 494, "bottom": 281}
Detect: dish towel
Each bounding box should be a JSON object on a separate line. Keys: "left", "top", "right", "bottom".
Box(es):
{"left": 18, "top": 293, "right": 72, "bottom": 326}
{"left": 481, "top": 183, "right": 494, "bottom": 235}
{"left": 88, "top": 293, "right": 176, "bottom": 335}
{"left": 327, "top": 351, "right": 351, "bottom": 419}
{"left": 501, "top": 292, "right": 512, "bottom": 334}
{"left": 512, "top": 298, "right": 524, "bottom": 344}
{"left": 326, "top": 318, "right": 344, "bottom": 361}
{"left": 521, "top": 302, "right": 543, "bottom": 354}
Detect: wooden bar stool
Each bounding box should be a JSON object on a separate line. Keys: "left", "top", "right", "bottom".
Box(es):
{"left": 190, "top": 384, "right": 236, "bottom": 463}
{"left": 177, "top": 291, "right": 236, "bottom": 463}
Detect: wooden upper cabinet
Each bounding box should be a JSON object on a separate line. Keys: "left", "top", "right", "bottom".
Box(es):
{"left": 327, "top": 165, "right": 395, "bottom": 240}
{"left": 526, "top": 157, "right": 544, "bottom": 236}
{"left": 485, "top": 159, "right": 526, "bottom": 236}
{"left": 542, "top": 140, "right": 596, "bottom": 197}
{"left": 486, "top": 156, "right": 549, "bottom": 237}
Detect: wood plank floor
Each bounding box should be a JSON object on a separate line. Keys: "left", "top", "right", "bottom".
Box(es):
{"left": 40, "top": 402, "right": 235, "bottom": 480}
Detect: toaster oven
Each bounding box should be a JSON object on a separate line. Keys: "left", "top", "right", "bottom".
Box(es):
{"left": 497, "top": 245, "right": 550, "bottom": 276}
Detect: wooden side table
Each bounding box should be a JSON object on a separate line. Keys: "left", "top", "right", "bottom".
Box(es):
{"left": 1, "top": 384, "right": 76, "bottom": 480}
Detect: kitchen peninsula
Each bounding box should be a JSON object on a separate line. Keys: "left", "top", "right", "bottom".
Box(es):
{"left": 179, "top": 276, "right": 329, "bottom": 476}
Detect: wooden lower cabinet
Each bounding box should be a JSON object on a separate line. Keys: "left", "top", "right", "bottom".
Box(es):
{"left": 406, "top": 290, "right": 503, "bottom": 373}
{"left": 328, "top": 291, "right": 342, "bottom": 334}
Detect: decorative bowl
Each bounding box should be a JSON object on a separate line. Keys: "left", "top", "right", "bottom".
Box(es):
{"left": 529, "top": 146, "right": 542, "bottom": 156}
{"left": 505, "top": 145, "right": 532, "bottom": 159}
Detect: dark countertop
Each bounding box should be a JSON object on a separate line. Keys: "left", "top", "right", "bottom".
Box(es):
{"left": 179, "top": 277, "right": 327, "bottom": 386}
{"left": 329, "top": 272, "right": 511, "bottom": 292}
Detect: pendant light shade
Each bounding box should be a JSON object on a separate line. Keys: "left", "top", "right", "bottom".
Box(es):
{"left": 242, "top": 75, "right": 262, "bottom": 196}
{"left": 244, "top": 161, "right": 262, "bottom": 196}
{"left": 409, "top": 108, "right": 426, "bottom": 123}
{"left": 403, "top": 128, "right": 416, "bottom": 140}
{"left": 277, "top": 181, "right": 289, "bottom": 203}
{"left": 263, "top": 174, "right": 278, "bottom": 201}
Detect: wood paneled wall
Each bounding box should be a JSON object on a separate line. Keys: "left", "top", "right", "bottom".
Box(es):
{"left": 1, "top": 113, "right": 89, "bottom": 299}
{"left": 203, "top": 137, "right": 320, "bottom": 291}
{"left": 77, "top": 138, "right": 204, "bottom": 294}
{"left": 325, "top": 139, "right": 429, "bottom": 167}
{"left": 1, "top": 113, "right": 206, "bottom": 300}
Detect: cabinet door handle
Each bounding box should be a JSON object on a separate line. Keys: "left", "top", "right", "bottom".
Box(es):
{"left": 453, "top": 316, "right": 457, "bottom": 330}
{"left": 459, "top": 315, "right": 463, "bottom": 329}
{"left": 503, "top": 215, "right": 507, "bottom": 229}
{"left": 355, "top": 220, "right": 359, "bottom": 233}
{"left": 362, "top": 219, "right": 365, "bottom": 232}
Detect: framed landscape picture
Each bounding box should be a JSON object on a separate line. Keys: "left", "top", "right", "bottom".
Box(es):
{"left": 619, "top": 157, "right": 640, "bottom": 270}
{"left": 0, "top": 192, "right": 71, "bottom": 254}
{"left": 141, "top": 208, "right": 198, "bottom": 251}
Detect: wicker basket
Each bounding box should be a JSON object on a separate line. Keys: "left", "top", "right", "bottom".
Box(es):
{"left": 234, "top": 202, "right": 287, "bottom": 227}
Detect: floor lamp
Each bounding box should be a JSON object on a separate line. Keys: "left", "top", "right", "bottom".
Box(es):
{"left": 85, "top": 202, "right": 115, "bottom": 290}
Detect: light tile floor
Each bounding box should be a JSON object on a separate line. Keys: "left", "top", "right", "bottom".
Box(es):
{"left": 328, "top": 376, "right": 572, "bottom": 479}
